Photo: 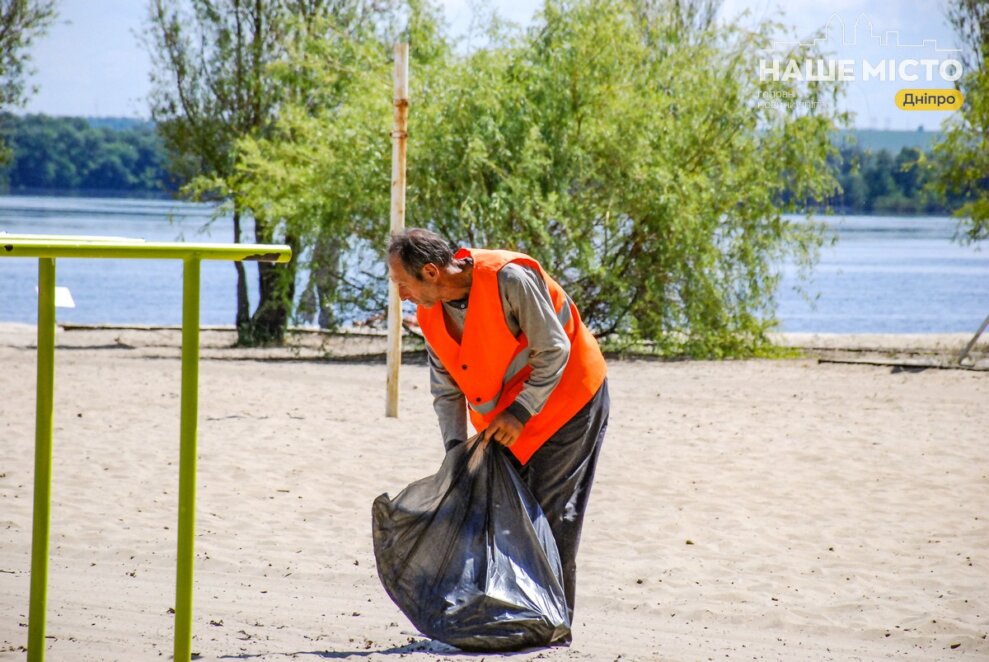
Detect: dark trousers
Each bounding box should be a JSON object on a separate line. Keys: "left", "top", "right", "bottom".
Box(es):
{"left": 513, "top": 379, "right": 609, "bottom": 622}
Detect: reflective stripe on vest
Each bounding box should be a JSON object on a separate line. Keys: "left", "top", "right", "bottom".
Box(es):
{"left": 467, "top": 297, "right": 573, "bottom": 416}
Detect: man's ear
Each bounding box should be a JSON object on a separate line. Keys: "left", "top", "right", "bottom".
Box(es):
{"left": 420, "top": 263, "right": 440, "bottom": 281}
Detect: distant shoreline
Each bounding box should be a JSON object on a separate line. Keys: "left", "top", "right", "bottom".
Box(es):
{"left": 0, "top": 190, "right": 963, "bottom": 220}
{"left": 1, "top": 323, "right": 984, "bottom": 370}
{"left": 0, "top": 188, "right": 176, "bottom": 200}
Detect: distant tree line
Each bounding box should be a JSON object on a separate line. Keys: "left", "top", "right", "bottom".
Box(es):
{"left": 0, "top": 0, "right": 56, "bottom": 165}
{"left": 828, "top": 144, "right": 963, "bottom": 215}
{"left": 0, "top": 113, "right": 175, "bottom": 194}
{"left": 0, "top": 111, "right": 963, "bottom": 218}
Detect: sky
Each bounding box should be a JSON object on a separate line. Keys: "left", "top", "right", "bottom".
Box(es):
{"left": 22, "top": 0, "right": 962, "bottom": 130}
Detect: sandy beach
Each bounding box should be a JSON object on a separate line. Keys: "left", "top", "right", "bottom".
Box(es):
{"left": 1, "top": 324, "right": 987, "bottom": 661}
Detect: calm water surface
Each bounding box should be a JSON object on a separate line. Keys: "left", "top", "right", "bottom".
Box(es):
{"left": 777, "top": 215, "right": 989, "bottom": 333}
{"left": 0, "top": 196, "right": 260, "bottom": 326}
{"left": 1, "top": 196, "right": 987, "bottom": 333}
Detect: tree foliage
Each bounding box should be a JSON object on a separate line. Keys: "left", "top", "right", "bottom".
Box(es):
{"left": 1, "top": 114, "right": 955, "bottom": 218}
{"left": 146, "top": 0, "right": 404, "bottom": 344}
{"left": 830, "top": 143, "right": 958, "bottom": 214}
{"left": 189, "top": 0, "right": 849, "bottom": 356}
{"left": 147, "top": 0, "right": 275, "bottom": 344}
{"left": 0, "top": 113, "right": 172, "bottom": 193}
{"left": 230, "top": 0, "right": 443, "bottom": 327}
{"left": 406, "top": 0, "right": 844, "bottom": 356}
{"left": 0, "top": 0, "right": 56, "bottom": 161}
{"left": 0, "top": 0, "right": 55, "bottom": 107}
{"left": 147, "top": 0, "right": 347, "bottom": 344}
{"left": 0, "top": 110, "right": 956, "bottom": 222}
{"left": 231, "top": 23, "right": 392, "bottom": 327}
{"left": 931, "top": 0, "right": 988, "bottom": 243}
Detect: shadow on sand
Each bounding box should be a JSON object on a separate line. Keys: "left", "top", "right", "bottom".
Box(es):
{"left": 218, "top": 638, "right": 542, "bottom": 659}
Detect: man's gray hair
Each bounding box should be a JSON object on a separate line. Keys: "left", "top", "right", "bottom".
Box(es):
{"left": 388, "top": 228, "right": 456, "bottom": 280}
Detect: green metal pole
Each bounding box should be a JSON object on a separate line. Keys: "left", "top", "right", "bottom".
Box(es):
{"left": 173, "top": 258, "right": 201, "bottom": 661}
{"left": 27, "top": 258, "right": 56, "bottom": 662}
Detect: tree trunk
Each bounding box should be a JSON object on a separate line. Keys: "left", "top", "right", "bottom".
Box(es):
{"left": 249, "top": 219, "right": 298, "bottom": 345}
{"left": 302, "top": 233, "right": 342, "bottom": 329}
{"left": 232, "top": 208, "right": 252, "bottom": 346}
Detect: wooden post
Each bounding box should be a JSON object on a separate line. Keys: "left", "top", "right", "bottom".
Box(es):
{"left": 386, "top": 42, "right": 409, "bottom": 418}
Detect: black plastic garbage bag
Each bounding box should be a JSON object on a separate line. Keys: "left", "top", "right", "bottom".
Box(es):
{"left": 372, "top": 437, "right": 571, "bottom": 652}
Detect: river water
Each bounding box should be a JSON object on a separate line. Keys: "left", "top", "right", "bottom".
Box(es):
{"left": 1, "top": 195, "right": 987, "bottom": 333}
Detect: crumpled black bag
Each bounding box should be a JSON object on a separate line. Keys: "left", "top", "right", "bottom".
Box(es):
{"left": 371, "top": 437, "right": 571, "bottom": 652}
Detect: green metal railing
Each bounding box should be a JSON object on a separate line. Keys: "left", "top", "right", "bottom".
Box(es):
{"left": 0, "top": 234, "right": 292, "bottom": 662}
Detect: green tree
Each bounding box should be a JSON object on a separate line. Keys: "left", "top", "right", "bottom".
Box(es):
{"left": 0, "top": 0, "right": 56, "bottom": 162}
{"left": 148, "top": 0, "right": 394, "bottom": 343}
{"left": 892, "top": 146, "right": 923, "bottom": 196}
{"left": 231, "top": 0, "right": 846, "bottom": 356}
{"left": 147, "top": 0, "right": 279, "bottom": 344}
{"left": 840, "top": 171, "right": 868, "bottom": 211}
{"left": 863, "top": 150, "right": 895, "bottom": 210}
{"left": 0, "top": 113, "right": 172, "bottom": 193}
{"left": 147, "top": 0, "right": 333, "bottom": 344}
{"left": 408, "top": 0, "right": 844, "bottom": 355}
{"left": 932, "top": 0, "right": 988, "bottom": 242}
{"left": 231, "top": 0, "right": 443, "bottom": 328}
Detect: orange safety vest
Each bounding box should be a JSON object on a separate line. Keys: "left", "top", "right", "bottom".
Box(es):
{"left": 417, "top": 248, "right": 607, "bottom": 465}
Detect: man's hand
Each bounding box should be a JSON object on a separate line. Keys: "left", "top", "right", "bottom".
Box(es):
{"left": 483, "top": 411, "right": 524, "bottom": 447}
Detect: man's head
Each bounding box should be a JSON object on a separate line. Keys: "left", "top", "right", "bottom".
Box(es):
{"left": 387, "top": 228, "right": 463, "bottom": 308}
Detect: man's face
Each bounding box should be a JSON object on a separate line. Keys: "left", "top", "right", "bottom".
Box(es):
{"left": 388, "top": 255, "right": 442, "bottom": 308}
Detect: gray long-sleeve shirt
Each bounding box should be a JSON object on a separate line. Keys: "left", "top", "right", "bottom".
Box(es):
{"left": 426, "top": 261, "right": 571, "bottom": 446}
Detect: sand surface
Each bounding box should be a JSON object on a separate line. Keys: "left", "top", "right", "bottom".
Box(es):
{"left": 1, "top": 325, "right": 987, "bottom": 661}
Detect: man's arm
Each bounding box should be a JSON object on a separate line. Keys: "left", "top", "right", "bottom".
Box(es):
{"left": 484, "top": 263, "right": 571, "bottom": 446}
{"left": 426, "top": 341, "right": 468, "bottom": 450}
